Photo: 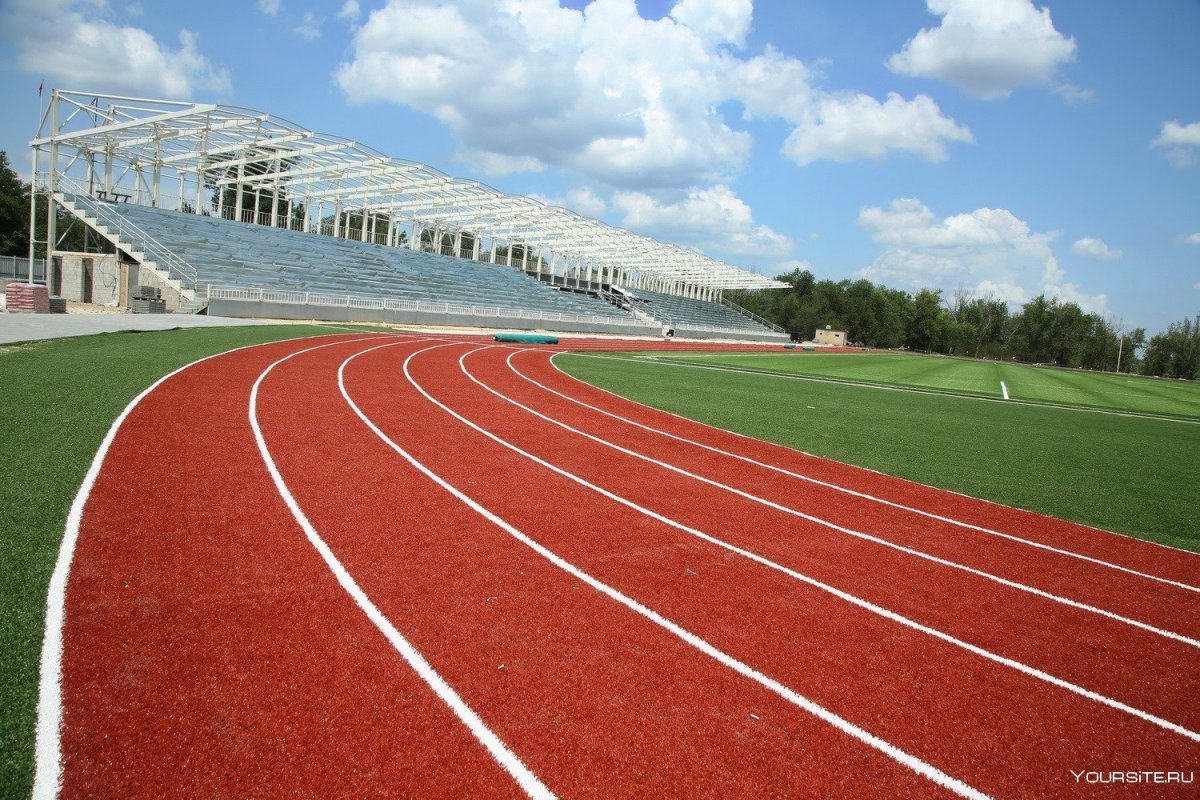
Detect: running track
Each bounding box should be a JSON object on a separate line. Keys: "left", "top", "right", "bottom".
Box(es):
{"left": 38, "top": 333, "right": 1200, "bottom": 797}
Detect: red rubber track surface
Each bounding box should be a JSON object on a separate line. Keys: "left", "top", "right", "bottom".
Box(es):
{"left": 55, "top": 334, "right": 1200, "bottom": 798}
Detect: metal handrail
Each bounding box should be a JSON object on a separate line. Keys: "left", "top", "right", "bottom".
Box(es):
{"left": 719, "top": 294, "right": 787, "bottom": 333}
{"left": 47, "top": 173, "right": 198, "bottom": 289}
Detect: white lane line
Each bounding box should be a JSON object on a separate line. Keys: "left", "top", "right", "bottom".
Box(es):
{"left": 32, "top": 332, "right": 393, "bottom": 800}
{"left": 418, "top": 346, "right": 1200, "bottom": 743}
{"left": 605, "top": 352, "right": 1200, "bottom": 425}
{"left": 543, "top": 351, "right": 1200, "bottom": 571}
{"left": 249, "top": 338, "right": 554, "bottom": 800}
{"left": 468, "top": 351, "right": 1199, "bottom": 647}
{"left": 1001, "top": 381, "right": 1010, "bottom": 401}
{"left": 339, "top": 341, "right": 991, "bottom": 800}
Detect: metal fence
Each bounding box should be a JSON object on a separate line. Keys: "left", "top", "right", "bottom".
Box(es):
{"left": 0, "top": 255, "right": 46, "bottom": 282}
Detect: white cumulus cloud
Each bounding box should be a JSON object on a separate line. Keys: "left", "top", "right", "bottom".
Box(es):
{"left": 337, "top": 1, "right": 360, "bottom": 22}
{"left": 528, "top": 186, "right": 610, "bottom": 219}
{"left": 783, "top": 92, "right": 973, "bottom": 165}
{"left": 888, "top": 0, "right": 1077, "bottom": 99}
{"left": 1070, "top": 237, "right": 1122, "bottom": 262}
{"left": 1184, "top": 233, "right": 1200, "bottom": 245}
{"left": 3, "top": 0, "right": 231, "bottom": 98}
{"left": 335, "top": 0, "right": 970, "bottom": 188}
{"left": 1152, "top": 120, "right": 1200, "bottom": 167}
{"left": 669, "top": 0, "right": 753, "bottom": 48}
{"left": 257, "top": 0, "right": 281, "bottom": 15}
{"left": 613, "top": 185, "right": 793, "bottom": 258}
{"left": 857, "top": 198, "right": 1107, "bottom": 314}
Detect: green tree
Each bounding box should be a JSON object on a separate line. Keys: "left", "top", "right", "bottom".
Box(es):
{"left": 1143, "top": 315, "right": 1200, "bottom": 379}
{"left": 905, "top": 288, "right": 947, "bottom": 351}
{"left": 0, "top": 151, "right": 29, "bottom": 256}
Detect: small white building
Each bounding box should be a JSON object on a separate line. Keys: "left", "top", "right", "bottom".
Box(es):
{"left": 813, "top": 327, "right": 847, "bottom": 347}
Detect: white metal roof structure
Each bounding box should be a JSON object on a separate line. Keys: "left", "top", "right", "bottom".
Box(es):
{"left": 30, "top": 89, "right": 786, "bottom": 294}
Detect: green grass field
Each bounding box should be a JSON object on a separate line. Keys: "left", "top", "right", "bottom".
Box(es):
{"left": 0, "top": 324, "right": 366, "bottom": 799}
{"left": 650, "top": 351, "right": 1200, "bottom": 420}
{"left": 555, "top": 351, "right": 1200, "bottom": 552}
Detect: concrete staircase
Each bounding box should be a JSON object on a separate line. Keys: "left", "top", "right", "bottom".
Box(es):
{"left": 51, "top": 178, "right": 203, "bottom": 313}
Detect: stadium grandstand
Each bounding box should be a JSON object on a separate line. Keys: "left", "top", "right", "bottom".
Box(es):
{"left": 26, "top": 89, "right": 789, "bottom": 341}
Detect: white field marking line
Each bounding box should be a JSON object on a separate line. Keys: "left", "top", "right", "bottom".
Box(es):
{"left": 470, "top": 350, "right": 1200, "bottom": 648}
{"left": 508, "top": 351, "right": 1200, "bottom": 594}
{"left": 614, "top": 353, "right": 1200, "bottom": 426}
{"left": 1000, "top": 381, "right": 1010, "bottom": 401}
{"left": 250, "top": 339, "right": 554, "bottom": 800}
{"left": 339, "top": 342, "right": 992, "bottom": 800}
{"left": 31, "top": 331, "right": 399, "bottom": 800}
{"left": 424, "top": 347, "right": 1200, "bottom": 743}
{"left": 553, "top": 351, "right": 1200, "bottom": 558}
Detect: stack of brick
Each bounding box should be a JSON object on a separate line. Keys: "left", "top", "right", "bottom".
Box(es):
{"left": 3, "top": 283, "right": 51, "bottom": 313}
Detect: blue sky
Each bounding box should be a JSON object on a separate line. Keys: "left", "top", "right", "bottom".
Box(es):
{"left": 1, "top": 0, "right": 1197, "bottom": 333}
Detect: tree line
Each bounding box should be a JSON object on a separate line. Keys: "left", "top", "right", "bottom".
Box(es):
{"left": 727, "top": 268, "right": 1199, "bottom": 380}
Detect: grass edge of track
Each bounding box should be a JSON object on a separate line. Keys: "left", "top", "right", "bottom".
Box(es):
{"left": 0, "top": 324, "right": 374, "bottom": 799}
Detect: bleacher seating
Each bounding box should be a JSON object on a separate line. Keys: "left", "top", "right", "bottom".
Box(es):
{"left": 107, "top": 204, "right": 634, "bottom": 322}
{"left": 625, "top": 287, "right": 772, "bottom": 333}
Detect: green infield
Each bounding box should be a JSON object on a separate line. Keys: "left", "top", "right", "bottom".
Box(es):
{"left": 0, "top": 324, "right": 369, "bottom": 798}
{"left": 554, "top": 352, "right": 1200, "bottom": 553}
{"left": 645, "top": 351, "right": 1200, "bottom": 420}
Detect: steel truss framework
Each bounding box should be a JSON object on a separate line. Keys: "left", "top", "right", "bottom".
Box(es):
{"left": 30, "top": 90, "right": 787, "bottom": 298}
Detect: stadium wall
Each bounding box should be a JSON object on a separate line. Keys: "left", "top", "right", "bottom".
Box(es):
{"left": 208, "top": 297, "right": 660, "bottom": 337}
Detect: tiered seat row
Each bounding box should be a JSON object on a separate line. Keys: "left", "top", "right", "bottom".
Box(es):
{"left": 109, "top": 204, "right": 634, "bottom": 322}
{"left": 626, "top": 287, "right": 773, "bottom": 333}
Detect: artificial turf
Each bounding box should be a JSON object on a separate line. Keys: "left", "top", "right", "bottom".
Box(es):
{"left": 0, "top": 324, "right": 366, "bottom": 799}
{"left": 653, "top": 351, "right": 1200, "bottom": 420}
{"left": 554, "top": 352, "right": 1200, "bottom": 553}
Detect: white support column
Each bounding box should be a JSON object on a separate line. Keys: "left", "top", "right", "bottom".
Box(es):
{"left": 333, "top": 199, "right": 342, "bottom": 238}
{"left": 270, "top": 181, "right": 280, "bottom": 228}
{"left": 472, "top": 233, "right": 480, "bottom": 260}
{"left": 152, "top": 143, "right": 161, "bottom": 208}
{"left": 102, "top": 143, "right": 113, "bottom": 198}
{"left": 47, "top": 113, "right": 59, "bottom": 262}
{"left": 27, "top": 145, "right": 39, "bottom": 279}
{"left": 234, "top": 161, "right": 244, "bottom": 222}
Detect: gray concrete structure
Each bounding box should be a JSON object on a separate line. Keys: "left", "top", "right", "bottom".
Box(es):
{"left": 0, "top": 310, "right": 272, "bottom": 345}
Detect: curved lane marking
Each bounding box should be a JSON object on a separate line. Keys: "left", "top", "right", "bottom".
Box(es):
{"left": 249, "top": 337, "right": 554, "bottom": 800}
{"left": 338, "top": 340, "right": 991, "bottom": 800}
{"left": 544, "top": 352, "right": 1200, "bottom": 567}
{"left": 34, "top": 332, "right": 383, "bottom": 799}
{"left": 435, "top": 345, "right": 1198, "bottom": 743}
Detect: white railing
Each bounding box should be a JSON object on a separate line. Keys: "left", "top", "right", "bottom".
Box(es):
{"left": 207, "top": 285, "right": 659, "bottom": 329}
{"left": 0, "top": 255, "right": 46, "bottom": 281}
{"left": 47, "top": 174, "right": 199, "bottom": 289}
